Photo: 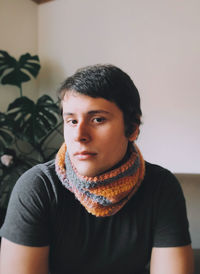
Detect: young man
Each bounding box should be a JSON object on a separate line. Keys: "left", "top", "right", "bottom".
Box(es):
{"left": 0, "top": 65, "right": 194, "bottom": 274}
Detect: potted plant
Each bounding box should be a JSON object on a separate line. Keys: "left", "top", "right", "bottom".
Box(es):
{"left": 0, "top": 50, "right": 62, "bottom": 227}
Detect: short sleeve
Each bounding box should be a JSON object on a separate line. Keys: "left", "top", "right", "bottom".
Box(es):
{"left": 152, "top": 169, "right": 191, "bottom": 247}
{"left": 0, "top": 165, "right": 53, "bottom": 247}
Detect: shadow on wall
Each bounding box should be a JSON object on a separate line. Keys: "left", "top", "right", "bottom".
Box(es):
{"left": 38, "top": 59, "right": 67, "bottom": 98}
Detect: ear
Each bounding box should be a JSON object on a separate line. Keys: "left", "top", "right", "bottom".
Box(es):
{"left": 128, "top": 125, "right": 139, "bottom": 142}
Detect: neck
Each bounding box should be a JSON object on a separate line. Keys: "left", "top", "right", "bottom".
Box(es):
{"left": 55, "top": 142, "right": 145, "bottom": 217}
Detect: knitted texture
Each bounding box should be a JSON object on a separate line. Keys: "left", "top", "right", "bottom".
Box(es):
{"left": 55, "top": 143, "right": 145, "bottom": 217}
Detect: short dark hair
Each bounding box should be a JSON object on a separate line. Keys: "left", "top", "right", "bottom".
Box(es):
{"left": 58, "top": 64, "right": 142, "bottom": 137}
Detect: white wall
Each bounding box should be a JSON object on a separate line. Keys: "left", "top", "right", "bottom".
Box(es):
{"left": 37, "top": 0, "right": 199, "bottom": 173}
{"left": 0, "top": 0, "right": 38, "bottom": 111}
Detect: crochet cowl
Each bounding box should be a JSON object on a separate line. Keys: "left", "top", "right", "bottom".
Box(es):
{"left": 55, "top": 143, "right": 145, "bottom": 217}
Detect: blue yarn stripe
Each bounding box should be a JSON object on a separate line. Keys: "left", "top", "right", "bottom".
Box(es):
{"left": 63, "top": 151, "right": 140, "bottom": 206}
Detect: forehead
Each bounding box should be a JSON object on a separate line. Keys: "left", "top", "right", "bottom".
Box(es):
{"left": 62, "top": 92, "right": 122, "bottom": 116}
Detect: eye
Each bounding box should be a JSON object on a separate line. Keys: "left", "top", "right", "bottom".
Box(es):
{"left": 66, "top": 119, "right": 78, "bottom": 126}
{"left": 93, "top": 117, "right": 106, "bottom": 124}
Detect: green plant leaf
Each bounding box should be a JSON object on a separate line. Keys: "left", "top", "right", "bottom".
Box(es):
{"left": 0, "top": 112, "right": 13, "bottom": 151}
{"left": 19, "top": 53, "right": 40, "bottom": 77}
{"left": 2, "top": 70, "right": 30, "bottom": 86}
{"left": 0, "top": 51, "right": 16, "bottom": 77}
{"left": 8, "top": 96, "right": 34, "bottom": 110}
{"left": 7, "top": 95, "right": 60, "bottom": 146}
{"left": 0, "top": 50, "right": 41, "bottom": 91}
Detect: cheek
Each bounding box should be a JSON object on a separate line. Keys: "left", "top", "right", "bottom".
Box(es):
{"left": 103, "top": 124, "right": 126, "bottom": 143}
{"left": 64, "top": 127, "right": 73, "bottom": 146}
{"left": 99, "top": 126, "right": 128, "bottom": 153}
{"left": 63, "top": 127, "right": 68, "bottom": 142}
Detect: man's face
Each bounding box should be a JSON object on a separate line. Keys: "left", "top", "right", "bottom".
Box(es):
{"left": 62, "top": 92, "right": 130, "bottom": 177}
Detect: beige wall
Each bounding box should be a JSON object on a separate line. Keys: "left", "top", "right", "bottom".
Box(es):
{"left": 1, "top": 0, "right": 199, "bottom": 173}
{"left": 0, "top": 0, "right": 38, "bottom": 111}
{"left": 38, "top": 0, "right": 200, "bottom": 173}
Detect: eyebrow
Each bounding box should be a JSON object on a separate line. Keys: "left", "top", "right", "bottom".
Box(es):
{"left": 63, "top": 110, "right": 111, "bottom": 116}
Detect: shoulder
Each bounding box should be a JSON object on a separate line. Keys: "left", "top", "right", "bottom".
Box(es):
{"left": 143, "top": 161, "right": 182, "bottom": 193}
{"left": 145, "top": 161, "right": 177, "bottom": 181}
{"left": 139, "top": 161, "right": 187, "bottom": 223}
{"left": 0, "top": 160, "right": 64, "bottom": 246}
{"left": 7, "top": 160, "right": 63, "bottom": 212}
{"left": 19, "top": 159, "right": 57, "bottom": 183}
{"left": 15, "top": 160, "right": 60, "bottom": 193}
{"left": 143, "top": 162, "right": 191, "bottom": 247}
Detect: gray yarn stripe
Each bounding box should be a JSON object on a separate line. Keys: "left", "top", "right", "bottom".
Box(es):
{"left": 84, "top": 191, "right": 112, "bottom": 206}
{"left": 65, "top": 152, "right": 140, "bottom": 189}
{"left": 59, "top": 176, "right": 112, "bottom": 206}
{"left": 62, "top": 152, "right": 140, "bottom": 206}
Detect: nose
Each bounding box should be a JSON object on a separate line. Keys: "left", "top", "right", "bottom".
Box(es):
{"left": 74, "top": 122, "right": 91, "bottom": 143}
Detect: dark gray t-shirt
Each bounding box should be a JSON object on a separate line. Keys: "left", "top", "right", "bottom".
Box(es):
{"left": 0, "top": 161, "right": 191, "bottom": 274}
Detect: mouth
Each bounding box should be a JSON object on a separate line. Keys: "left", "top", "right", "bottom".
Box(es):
{"left": 74, "top": 151, "right": 97, "bottom": 160}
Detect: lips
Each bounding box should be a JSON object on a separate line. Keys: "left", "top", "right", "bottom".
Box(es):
{"left": 74, "top": 151, "right": 97, "bottom": 160}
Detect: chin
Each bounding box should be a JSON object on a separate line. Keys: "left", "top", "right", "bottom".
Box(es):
{"left": 75, "top": 165, "right": 98, "bottom": 177}
{"left": 73, "top": 160, "right": 110, "bottom": 177}
{"left": 78, "top": 170, "right": 98, "bottom": 177}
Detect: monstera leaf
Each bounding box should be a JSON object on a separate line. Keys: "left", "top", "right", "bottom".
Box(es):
{"left": 7, "top": 95, "right": 60, "bottom": 146}
{"left": 0, "top": 50, "right": 40, "bottom": 96}
{"left": 0, "top": 112, "right": 13, "bottom": 151}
